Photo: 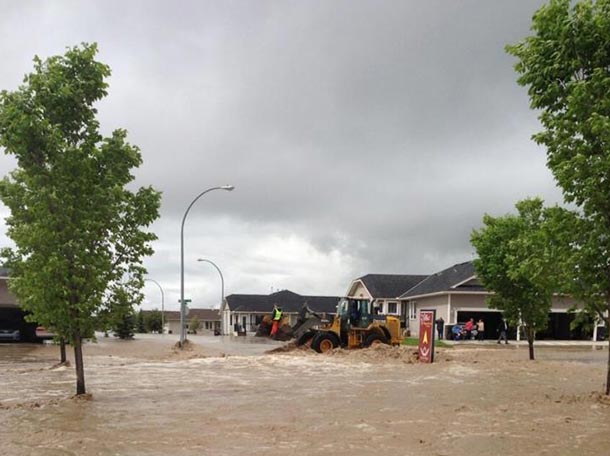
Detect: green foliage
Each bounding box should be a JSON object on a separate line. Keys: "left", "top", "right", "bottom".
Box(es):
{"left": 402, "top": 337, "right": 451, "bottom": 348}
{"left": 508, "top": 0, "right": 610, "bottom": 328}
{"left": 111, "top": 307, "right": 136, "bottom": 340}
{"left": 553, "top": 215, "right": 610, "bottom": 323}
{"left": 108, "top": 286, "right": 137, "bottom": 339}
{"left": 188, "top": 315, "right": 200, "bottom": 334}
{"left": 113, "top": 312, "right": 136, "bottom": 339}
{"left": 471, "top": 198, "right": 568, "bottom": 354}
{"left": 508, "top": 0, "right": 610, "bottom": 391}
{"left": 144, "top": 309, "right": 163, "bottom": 333}
{"left": 0, "top": 44, "right": 160, "bottom": 393}
{"left": 569, "top": 308, "right": 595, "bottom": 338}
{"left": 136, "top": 310, "right": 146, "bottom": 333}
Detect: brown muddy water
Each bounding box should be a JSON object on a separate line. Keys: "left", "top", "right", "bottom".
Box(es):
{"left": 1, "top": 335, "right": 609, "bottom": 456}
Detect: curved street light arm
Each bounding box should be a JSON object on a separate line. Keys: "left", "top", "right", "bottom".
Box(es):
{"left": 197, "top": 258, "right": 225, "bottom": 310}
{"left": 180, "top": 185, "right": 234, "bottom": 346}
{"left": 145, "top": 278, "right": 165, "bottom": 332}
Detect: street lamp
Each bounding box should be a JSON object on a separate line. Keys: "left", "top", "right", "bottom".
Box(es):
{"left": 180, "top": 185, "right": 234, "bottom": 346}
{"left": 145, "top": 278, "right": 165, "bottom": 333}
{"left": 198, "top": 259, "right": 225, "bottom": 336}
{"left": 197, "top": 259, "right": 225, "bottom": 308}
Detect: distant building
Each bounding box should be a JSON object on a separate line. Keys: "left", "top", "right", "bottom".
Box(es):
{"left": 398, "top": 261, "right": 599, "bottom": 340}
{"left": 221, "top": 290, "right": 339, "bottom": 335}
{"left": 342, "top": 261, "right": 605, "bottom": 341}
{"left": 0, "top": 268, "right": 42, "bottom": 341}
{"left": 140, "top": 309, "right": 221, "bottom": 335}
{"left": 0, "top": 267, "right": 17, "bottom": 308}
{"left": 345, "top": 273, "right": 429, "bottom": 328}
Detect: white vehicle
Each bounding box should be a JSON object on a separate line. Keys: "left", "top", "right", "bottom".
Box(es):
{"left": 35, "top": 326, "right": 55, "bottom": 340}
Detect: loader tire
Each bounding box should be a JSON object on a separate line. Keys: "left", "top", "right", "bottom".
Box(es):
{"left": 296, "top": 331, "right": 315, "bottom": 347}
{"left": 312, "top": 332, "right": 339, "bottom": 353}
{"left": 363, "top": 333, "right": 388, "bottom": 348}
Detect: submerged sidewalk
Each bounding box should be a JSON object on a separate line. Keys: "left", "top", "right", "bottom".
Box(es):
{"left": 440, "top": 338, "right": 607, "bottom": 347}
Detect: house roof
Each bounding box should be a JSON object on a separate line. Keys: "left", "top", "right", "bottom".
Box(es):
{"left": 399, "top": 261, "right": 485, "bottom": 298}
{"left": 357, "top": 274, "right": 429, "bottom": 299}
{"left": 140, "top": 310, "right": 181, "bottom": 321}
{"left": 226, "top": 289, "right": 339, "bottom": 314}
{"left": 188, "top": 308, "right": 221, "bottom": 321}
{"left": 146, "top": 309, "right": 220, "bottom": 322}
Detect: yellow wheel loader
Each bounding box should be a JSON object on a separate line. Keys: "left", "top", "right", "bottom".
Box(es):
{"left": 295, "top": 298, "right": 402, "bottom": 353}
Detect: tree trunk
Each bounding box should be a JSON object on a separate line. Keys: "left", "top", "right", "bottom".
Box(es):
{"left": 606, "top": 303, "right": 609, "bottom": 396}
{"left": 527, "top": 326, "right": 535, "bottom": 361}
{"left": 60, "top": 338, "right": 67, "bottom": 364}
{"left": 606, "top": 333, "right": 609, "bottom": 395}
{"left": 73, "top": 333, "right": 86, "bottom": 395}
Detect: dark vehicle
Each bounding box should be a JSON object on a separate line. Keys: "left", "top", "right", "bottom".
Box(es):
{"left": 0, "top": 328, "right": 21, "bottom": 342}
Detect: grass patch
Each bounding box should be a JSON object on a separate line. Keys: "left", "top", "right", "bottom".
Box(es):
{"left": 402, "top": 337, "right": 452, "bottom": 348}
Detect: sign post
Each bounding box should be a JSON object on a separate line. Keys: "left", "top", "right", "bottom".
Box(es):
{"left": 418, "top": 309, "right": 436, "bottom": 363}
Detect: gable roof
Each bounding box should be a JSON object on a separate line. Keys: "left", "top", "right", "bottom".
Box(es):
{"left": 141, "top": 310, "right": 180, "bottom": 321}
{"left": 226, "top": 289, "right": 339, "bottom": 314}
{"left": 400, "top": 261, "right": 486, "bottom": 298}
{"left": 357, "top": 274, "right": 429, "bottom": 299}
{"left": 188, "top": 308, "right": 221, "bottom": 321}
{"left": 142, "top": 309, "right": 220, "bottom": 322}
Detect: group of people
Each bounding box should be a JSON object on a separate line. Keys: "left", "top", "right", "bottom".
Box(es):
{"left": 435, "top": 316, "right": 509, "bottom": 343}
{"left": 451, "top": 318, "right": 485, "bottom": 341}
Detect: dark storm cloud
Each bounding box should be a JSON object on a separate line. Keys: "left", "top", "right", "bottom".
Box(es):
{"left": 0, "top": 1, "right": 561, "bottom": 308}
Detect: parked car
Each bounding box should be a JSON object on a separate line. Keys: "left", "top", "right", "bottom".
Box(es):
{"left": 0, "top": 328, "right": 21, "bottom": 342}
{"left": 35, "top": 326, "right": 55, "bottom": 340}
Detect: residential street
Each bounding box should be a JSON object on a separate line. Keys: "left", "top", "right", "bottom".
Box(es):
{"left": 1, "top": 336, "right": 609, "bottom": 455}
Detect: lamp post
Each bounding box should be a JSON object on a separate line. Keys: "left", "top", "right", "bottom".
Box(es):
{"left": 145, "top": 278, "right": 165, "bottom": 333}
{"left": 197, "top": 259, "right": 225, "bottom": 309}
{"left": 198, "top": 258, "right": 225, "bottom": 336}
{"left": 180, "top": 185, "right": 234, "bottom": 346}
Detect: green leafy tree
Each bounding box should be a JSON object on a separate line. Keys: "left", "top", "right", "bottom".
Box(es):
{"left": 111, "top": 308, "right": 136, "bottom": 340}
{"left": 507, "top": 0, "right": 610, "bottom": 394}
{"left": 472, "top": 199, "right": 562, "bottom": 360}
{"left": 108, "top": 285, "right": 139, "bottom": 340}
{"left": 0, "top": 44, "right": 160, "bottom": 395}
{"left": 144, "top": 309, "right": 163, "bottom": 333}
{"left": 136, "top": 309, "right": 147, "bottom": 333}
{"left": 188, "top": 315, "right": 200, "bottom": 334}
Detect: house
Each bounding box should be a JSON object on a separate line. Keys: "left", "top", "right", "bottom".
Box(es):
{"left": 220, "top": 289, "right": 339, "bottom": 335}
{"left": 2, "top": 266, "right": 223, "bottom": 338}
{"left": 0, "top": 267, "right": 16, "bottom": 308}
{"left": 143, "top": 309, "right": 221, "bottom": 335}
{"left": 398, "top": 261, "right": 601, "bottom": 340}
{"left": 0, "top": 267, "right": 41, "bottom": 341}
{"left": 186, "top": 308, "right": 222, "bottom": 333}
{"left": 151, "top": 310, "right": 179, "bottom": 334}
{"left": 345, "top": 273, "right": 428, "bottom": 328}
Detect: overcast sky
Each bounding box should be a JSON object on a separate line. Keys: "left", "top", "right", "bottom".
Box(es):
{"left": 0, "top": 0, "right": 563, "bottom": 311}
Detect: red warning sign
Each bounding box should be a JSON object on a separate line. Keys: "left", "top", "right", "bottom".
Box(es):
{"left": 418, "top": 310, "right": 436, "bottom": 363}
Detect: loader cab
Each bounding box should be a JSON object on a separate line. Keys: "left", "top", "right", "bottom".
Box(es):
{"left": 337, "top": 298, "right": 372, "bottom": 329}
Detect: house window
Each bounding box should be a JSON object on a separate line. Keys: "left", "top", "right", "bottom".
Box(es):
{"left": 387, "top": 302, "right": 397, "bottom": 314}
{"left": 409, "top": 301, "right": 417, "bottom": 320}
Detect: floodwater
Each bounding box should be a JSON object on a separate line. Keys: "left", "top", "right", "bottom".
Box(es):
{"left": 1, "top": 336, "right": 609, "bottom": 456}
